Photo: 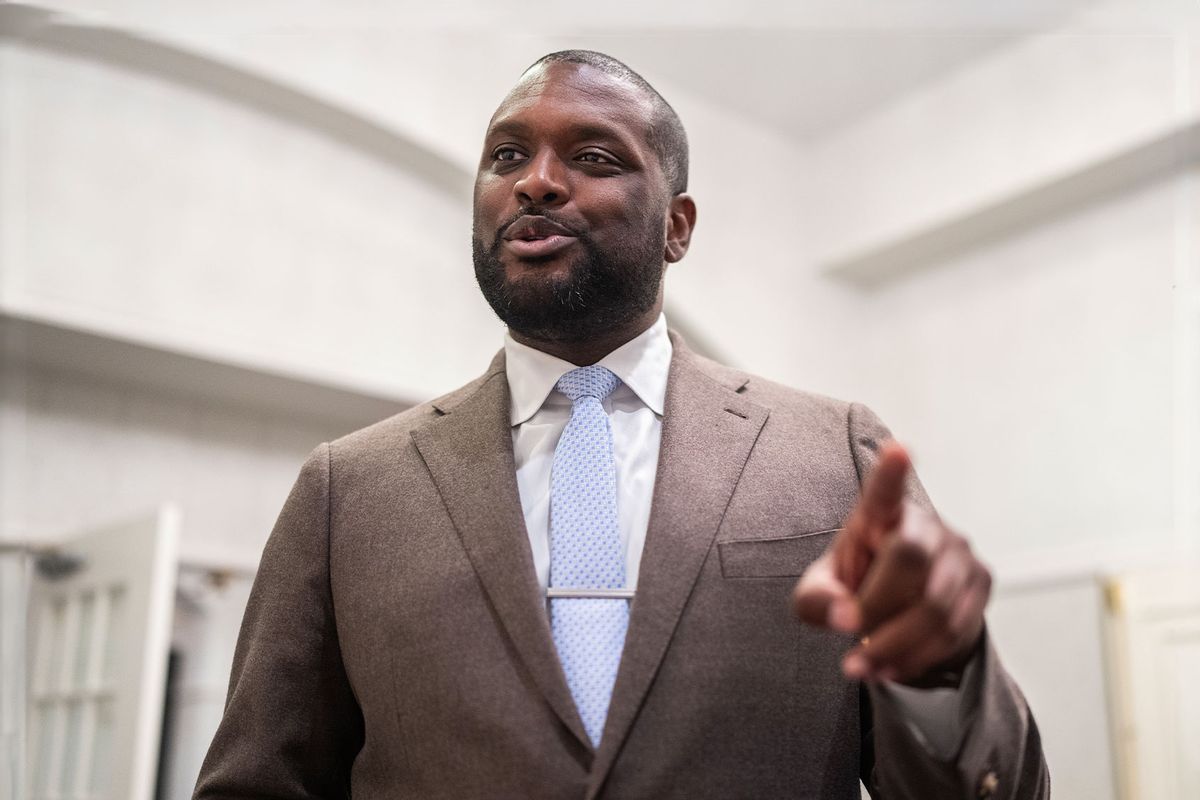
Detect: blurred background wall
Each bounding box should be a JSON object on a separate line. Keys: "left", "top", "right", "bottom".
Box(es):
{"left": 1, "top": 1, "right": 1197, "bottom": 798}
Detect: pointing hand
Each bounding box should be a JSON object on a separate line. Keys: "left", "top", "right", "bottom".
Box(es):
{"left": 792, "top": 443, "right": 990, "bottom": 685}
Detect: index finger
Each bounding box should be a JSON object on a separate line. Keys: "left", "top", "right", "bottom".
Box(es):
{"left": 858, "top": 441, "right": 911, "bottom": 530}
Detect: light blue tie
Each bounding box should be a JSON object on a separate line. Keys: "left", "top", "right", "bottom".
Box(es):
{"left": 549, "top": 365, "right": 629, "bottom": 746}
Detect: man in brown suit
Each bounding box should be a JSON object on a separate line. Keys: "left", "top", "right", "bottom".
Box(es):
{"left": 195, "top": 51, "right": 1049, "bottom": 799}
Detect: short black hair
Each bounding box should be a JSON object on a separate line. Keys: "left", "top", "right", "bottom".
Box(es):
{"left": 526, "top": 50, "right": 689, "bottom": 195}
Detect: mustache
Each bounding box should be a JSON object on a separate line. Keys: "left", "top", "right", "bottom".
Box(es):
{"left": 495, "top": 208, "right": 584, "bottom": 242}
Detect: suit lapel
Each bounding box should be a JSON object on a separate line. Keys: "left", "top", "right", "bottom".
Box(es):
{"left": 588, "top": 343, "right": 769, "bottom": 795}
{"left": 410, "top": 355, "right": 592, "bottom": 750}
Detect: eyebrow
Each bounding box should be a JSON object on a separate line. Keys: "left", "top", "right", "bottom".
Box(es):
{"left": 486, "top": 119, "right": 640, "bottom": 149}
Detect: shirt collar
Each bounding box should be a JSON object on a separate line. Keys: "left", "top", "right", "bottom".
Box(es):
{"left": 504, "top": 313, "right": 672, "bottom": 425}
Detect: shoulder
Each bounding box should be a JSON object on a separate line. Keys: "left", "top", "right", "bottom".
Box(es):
{"left": 682, "top": 345, "right": 855, "bottom": 424}
{"left": 319, "top": 362, "right": 503, "bottom": 471}
{"left": 694, "top": 351, "right": 923, "bottom": 501}
{"left": 679, "top": 345, "right": 897, "bottom": 480}
{"left": 739, "top": 370, "right": 888, "bottom": 443}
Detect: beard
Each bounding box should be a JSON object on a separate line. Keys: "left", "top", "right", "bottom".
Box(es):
{"left": 472, "top": 213, "right": 666, "bottom": 344}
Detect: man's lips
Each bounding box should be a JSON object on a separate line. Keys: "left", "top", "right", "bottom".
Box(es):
{"left": 501, "top": 215, "right": 578, "bottom": 259}
{"left": 504, "top": 235, "right": 577, "bottom": 259}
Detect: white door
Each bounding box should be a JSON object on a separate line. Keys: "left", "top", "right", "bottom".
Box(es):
{"left": 26, "top": 506, "right": 179, "bottom": 800}
{"left": 1104, "top": 565, "right": 1200, "bottom": 800}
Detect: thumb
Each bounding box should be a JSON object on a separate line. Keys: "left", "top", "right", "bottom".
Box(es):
{"left": 793, "top": 552, "right": 861, "bottom": 633}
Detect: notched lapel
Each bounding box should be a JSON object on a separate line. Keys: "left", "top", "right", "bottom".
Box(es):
{"left": 588, "top": 348, "right": 769, "bottom": 794}
{"left": 410, "top": 368, "right": 592, "bottom": 750}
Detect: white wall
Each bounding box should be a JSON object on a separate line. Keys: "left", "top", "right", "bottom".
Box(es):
{"left": 0, "top": 358, "right": 336, "bottom": 568}
{"left": 793, "top": 19, "right": 1199, "bottom": 796}
{"left": 795, "top": 16, "right": 1198, "bottom": 578}
{"left": 0, "top": 43, "right": 495, "bottom": 403}
{"left": 842, "top": 176, "right": 1182, "bottom": 572}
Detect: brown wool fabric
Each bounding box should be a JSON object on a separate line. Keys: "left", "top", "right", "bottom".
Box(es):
{"left": 195, "top": 333, "right": 1048, "bottom": 800}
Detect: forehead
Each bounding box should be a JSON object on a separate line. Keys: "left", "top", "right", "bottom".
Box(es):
{"left": 486, "top": 62, "right": 656, "bottom": 142}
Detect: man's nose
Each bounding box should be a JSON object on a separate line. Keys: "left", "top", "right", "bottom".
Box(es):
{"left": 513, "top": 150, "right": 569, "bottom": 207}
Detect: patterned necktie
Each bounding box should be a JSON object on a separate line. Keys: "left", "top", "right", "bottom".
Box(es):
{"left": 549, "top": 365, "right": 629, "bottom": 746}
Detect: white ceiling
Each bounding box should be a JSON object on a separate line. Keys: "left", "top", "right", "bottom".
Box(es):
{"left": 557, "top": 31, "right": 1024, "bottom": 139}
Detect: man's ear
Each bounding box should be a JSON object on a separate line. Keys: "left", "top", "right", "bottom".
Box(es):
{"left": 664, "top": 193, "right": 697, "bottom": 263}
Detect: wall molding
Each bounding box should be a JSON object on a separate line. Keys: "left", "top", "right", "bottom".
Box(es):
{"left": 822, "top": 120, "right": 1200, "bottom": 287}
{"left": 1, "top": 310, "right": 409, "bottom": 430}
{"left": 991, "top": 535, "right": 1199, "bottom": 596}
{"left": 0, "top": 3, "right": 473, "bottom": 199}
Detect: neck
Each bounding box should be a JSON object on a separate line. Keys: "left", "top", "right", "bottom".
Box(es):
{"left": 510, "top": 308, "right": 660, "bottom": 366}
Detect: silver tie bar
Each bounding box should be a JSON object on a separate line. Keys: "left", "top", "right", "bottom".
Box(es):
{"left": 546, "top": 587, "right": 635, "bottom": 599}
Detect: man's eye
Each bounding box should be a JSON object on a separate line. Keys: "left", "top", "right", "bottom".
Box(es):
{"left": 493, "top": 148, "right": 525, "bottom": 162}
{"left": 577, "top": 152, "right": 613, "bottom": 165}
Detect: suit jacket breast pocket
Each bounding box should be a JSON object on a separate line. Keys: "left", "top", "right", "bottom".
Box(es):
{"left": 717, "top": 529, "right": 839, "bottom": 579}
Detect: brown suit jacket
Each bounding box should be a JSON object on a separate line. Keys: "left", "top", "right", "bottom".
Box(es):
{"left": 195, "top": 334, "right": 1048, "bottom": 799}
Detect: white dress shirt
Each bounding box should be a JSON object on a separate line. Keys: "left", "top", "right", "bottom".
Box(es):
{"left": 503, "top": 312, "right": 970, "bottom": 759}
{"left": 506, "top": 313, "right": 671, "bottom": 593}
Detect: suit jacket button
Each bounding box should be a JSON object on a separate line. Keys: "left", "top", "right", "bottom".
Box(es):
{"left": 978, "top": 770, "right": 999, "bottom": 798}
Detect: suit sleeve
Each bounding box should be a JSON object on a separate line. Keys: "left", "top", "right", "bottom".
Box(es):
{"left": 194, "top": 443, "right": 364, "bottom": 799}
{"left": 848, "top": 403, "right": 1050, "bottom": 800}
